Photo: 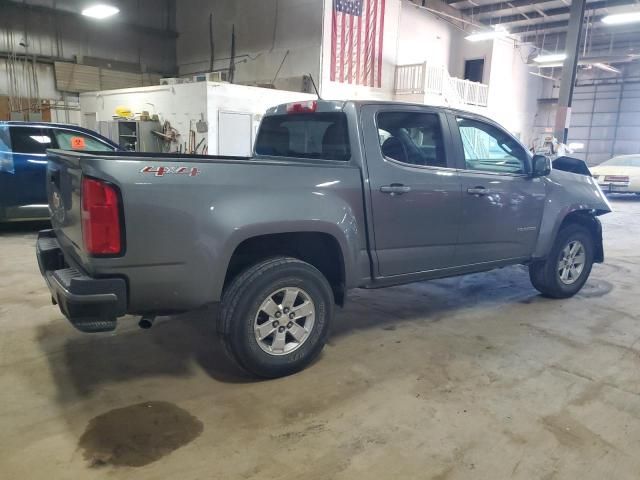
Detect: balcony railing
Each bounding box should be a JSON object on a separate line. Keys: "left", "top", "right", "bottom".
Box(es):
{"left": 395, "top": 63, "right": 489, "bottom": 107}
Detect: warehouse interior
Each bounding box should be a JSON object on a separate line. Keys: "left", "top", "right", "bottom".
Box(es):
{"left": 1, "top": 0, "right": 640, "bottom": 478}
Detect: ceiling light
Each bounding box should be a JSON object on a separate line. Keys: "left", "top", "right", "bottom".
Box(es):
{"left": 82, "top": 4, "right": 120, "bottom": 19}
{"left": 593, "top": 63, "right": 622, "bottom": 74}
{"left": 602, "top": 11, "right": 640, "bottom": 25}
{"left": 465, "top": 26, "right": 509, "bottom": 42}
{"left": 533, "top": 53, "right": 567, "bottom": 63}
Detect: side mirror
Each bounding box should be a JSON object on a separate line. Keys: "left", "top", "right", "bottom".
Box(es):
{"left": 531, "top": 154, "right": 551, "bottom": 177}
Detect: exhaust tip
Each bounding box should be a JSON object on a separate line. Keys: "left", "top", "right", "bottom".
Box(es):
{"left": 138, "top": 316, "right": 155, "bottom": 329}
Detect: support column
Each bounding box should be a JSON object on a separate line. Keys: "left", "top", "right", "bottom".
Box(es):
{"left": 554, "top": 0, "right": 587, "bottom": 143}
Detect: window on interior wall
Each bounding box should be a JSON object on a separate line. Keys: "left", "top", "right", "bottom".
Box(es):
{"left": 464, "top": 59, "right": 484, "bottom": 83}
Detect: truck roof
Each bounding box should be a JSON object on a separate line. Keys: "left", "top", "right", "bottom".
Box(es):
{"left": 265, "top": 99, "right": 493, "bottom": 122}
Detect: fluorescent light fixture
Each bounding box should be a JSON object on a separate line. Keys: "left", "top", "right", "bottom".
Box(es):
{"left": 465, "top": 26, "right": 509, "bottom": 42}
{"left": 82, "top": 4, "right": 120, "bottom": 19}
{"left": 533, "top": 53, "right": 567, "bottom": 63}
{"left": 593, "top": 62, "right": 622, "bottom": 74}
{"left": 568, "top": 142, "right": 584, "bottom": 151}
{"left": 602, "top": 11, "right": 640, "bottom": 25}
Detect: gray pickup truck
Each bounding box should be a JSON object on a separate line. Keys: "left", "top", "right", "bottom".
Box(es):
{"left": 37, "top": 100, "right": 611, "bottom": 377}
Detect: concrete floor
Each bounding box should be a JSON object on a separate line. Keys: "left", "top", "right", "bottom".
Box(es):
{"left": 1, "top": 197, "right": 640, "bottom": 479}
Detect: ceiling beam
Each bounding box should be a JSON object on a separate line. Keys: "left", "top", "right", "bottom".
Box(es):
{"left": 461, "top": 0, "right": 636, "bottom": 16}
{"left": 461, "top": 0, "right": 556, "bottom": 16}
{"left": 522, "top": 29, "right": 640, "bottom": 47}
{"left": 509, "top": 14, "right": 607, "bottom": 34}
{"left": 1, "top": 0, "right": 179, "bottom": 39}
{"left": 510, "top": 18, "right": 573, "bottom": 34}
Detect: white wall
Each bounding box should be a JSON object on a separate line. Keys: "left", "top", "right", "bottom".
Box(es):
{"left": 79, "top": 81, "right": 315, "bottom": 154}
{"left": 397, "top": 2, "right": 458, "bottom": 69}
{"left": 205, "top": 82, "right": 315, "bottom": 154}
{"left": 320, "top": 0, "right": 402, "bottom": 100}
{"left": 80, "top": 83, "right": 208, "bottom": 151}
{"left": 176, "top": 0, "right": 322, "bottom": 91}
{"left": 449, "top": 37, "right": 493, "bottom": 83}
{"left": 486, "top": 40, "right": 541, "bottom": 145}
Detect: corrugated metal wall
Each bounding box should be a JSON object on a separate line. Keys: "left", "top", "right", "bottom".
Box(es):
{"left": 566, "top": 82, "right": 640, "bottom": 165}
{"left": 533, "top": 64, "right": 640, "bottom": 166}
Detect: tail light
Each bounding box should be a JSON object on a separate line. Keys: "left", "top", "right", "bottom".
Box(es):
{"left": 286, "top": 100, "right": 317, "bottom": 114}
{"left": 82, "top": 177, "right": 122, "bottom": 255}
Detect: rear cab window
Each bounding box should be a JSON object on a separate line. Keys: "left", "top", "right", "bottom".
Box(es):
{"left": 255, "top": 113, "right": 350, "bottom": 161}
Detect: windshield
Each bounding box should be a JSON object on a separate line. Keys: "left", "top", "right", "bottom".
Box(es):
{"left": 600, "top": 155, "right": 640, "bottom": 167}
{"left": 255, "top": 113, "right": 350, "bottom": 161}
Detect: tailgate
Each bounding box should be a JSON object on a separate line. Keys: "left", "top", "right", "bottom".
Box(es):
{"left": 46, "top": 150, "right": 88, "bottom": 267}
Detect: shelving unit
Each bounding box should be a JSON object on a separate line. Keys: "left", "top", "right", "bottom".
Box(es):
{"left": 98, "top": 119, "right": 162, "bottom": 152}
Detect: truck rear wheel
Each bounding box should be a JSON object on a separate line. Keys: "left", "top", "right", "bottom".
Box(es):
{"left": 219, "top": 257, "right": 334, "bottom": 378}
{"left": 529, "top": 224, "right": 595, "bottom": 298}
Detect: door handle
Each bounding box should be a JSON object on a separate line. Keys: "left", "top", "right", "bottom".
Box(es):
{"left": 380, "top": 184, "right": 411, "bottom": 195}
{"left": 467, "top": 186, "right": 490, "bottom": 196}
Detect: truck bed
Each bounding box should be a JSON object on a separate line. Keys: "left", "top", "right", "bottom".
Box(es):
{"left": 46, "top": 149, "right": 369, "bottom": 314}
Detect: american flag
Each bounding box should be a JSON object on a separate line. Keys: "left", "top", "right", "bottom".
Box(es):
{"left": 330, "top": 0, "right": 386, "bottom": 88}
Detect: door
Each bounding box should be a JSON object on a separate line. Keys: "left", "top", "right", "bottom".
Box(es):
{"left": 362, "top": 105, "right": 462, "bottom": 277}
{"left": 464, "top": 59, "right": 484, "bottom": 83}
{"left": 1, "top": 126, "right": 53, "bottom": 209}
{"left": 450, "top": 114, "right": 546, "bottom": 265}
{"left": 219, "top": 111, "right": 252, "bottom": 156}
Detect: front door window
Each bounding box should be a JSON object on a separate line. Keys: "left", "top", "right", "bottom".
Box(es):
{"left": 456, "top": 117, "right": 528, "bottom": 174}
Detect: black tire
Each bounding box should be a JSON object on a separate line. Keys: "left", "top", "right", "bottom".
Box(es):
{"left": 529, "top": 223, "right": 595, "bottom": 299}
{"left": 218, "top": 257, "right": 334, "bottom": 378}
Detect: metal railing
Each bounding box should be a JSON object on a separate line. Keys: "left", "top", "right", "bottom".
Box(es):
{"left": 394, "top": 63, "right": 426, "bottom": 94}
{"left": 394, "top": 63, "right": 489, "bottom": 107}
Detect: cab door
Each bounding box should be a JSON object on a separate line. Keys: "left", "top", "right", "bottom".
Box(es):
{"left": 361, "top": 105, "right": 462, "bottom": 277}
{"left": 448, "top": 114, "right": 546, "bottom": 265}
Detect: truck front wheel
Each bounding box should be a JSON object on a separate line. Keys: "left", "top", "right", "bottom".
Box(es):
{"left": 529, "top": 223, "right": 595, "bottom": 298}
{"left": 219, "top": 257, "right": 334, "bottom": 378}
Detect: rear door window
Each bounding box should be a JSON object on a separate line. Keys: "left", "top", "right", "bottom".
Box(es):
{"left": 53, "top": 129, "right": 115, "bottom": 151}
{"left": 9, "top": 127, "right": 53, "bottom": 154}
{"left": 255, "top": 113, "right": 350, "bottom": 161}
{"left": 376, "top": 112, "right": 448, "bottom": 167}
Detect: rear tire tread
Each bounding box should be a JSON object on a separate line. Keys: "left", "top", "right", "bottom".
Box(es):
{"left": 219, "top": 256, "right": 332, "bottom": 377}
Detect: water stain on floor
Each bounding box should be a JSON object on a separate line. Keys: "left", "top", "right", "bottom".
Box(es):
{"left": 78, "top": 401, "right": 203, "bottom": 468}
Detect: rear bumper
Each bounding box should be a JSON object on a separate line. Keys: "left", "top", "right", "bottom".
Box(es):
{"left": 0, "top": 204, "right": 50, "bottom": 222}
{"left": 36, "top": 230, "right": 127, "bottom": 332}
{"left": 597, "top": 182, "right": 636, "bottom": 193}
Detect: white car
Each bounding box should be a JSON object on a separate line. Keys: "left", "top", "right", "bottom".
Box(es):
{"left": 591, "top": 154, "right": 640, "bottom": 194}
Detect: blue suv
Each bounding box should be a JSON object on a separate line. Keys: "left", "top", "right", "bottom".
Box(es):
{"left": 0, "top": 122, "right": 119, "bottom": 222}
